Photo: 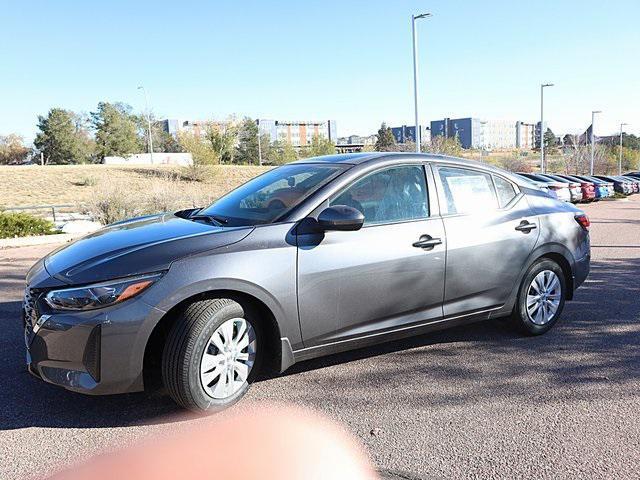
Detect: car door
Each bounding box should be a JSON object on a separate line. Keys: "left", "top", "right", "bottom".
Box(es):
{"left": 296, "top": 163, "right": 446, "bottom": 347}
{"left": 435, "top": 165, "right": 539, "bottom": 317}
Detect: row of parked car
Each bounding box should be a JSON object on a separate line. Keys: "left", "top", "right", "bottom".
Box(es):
{"left": 514, "top": 171, "right": 640, "bottom": 203}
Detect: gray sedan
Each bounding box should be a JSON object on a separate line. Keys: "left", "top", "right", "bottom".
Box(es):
{"left": 23, "top": 153, "right": 591, "bottom": 411}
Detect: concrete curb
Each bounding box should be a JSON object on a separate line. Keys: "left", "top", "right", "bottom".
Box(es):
{"left": 0, "top": 234, "right": 79, "bottom": 249}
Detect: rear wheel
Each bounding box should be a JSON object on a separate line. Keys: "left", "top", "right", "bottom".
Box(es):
{"left": 162, "top": 298, "right": 262, "bottom": 412}
{"left": 512, "top": 259, "right": 567, "bottom": 335}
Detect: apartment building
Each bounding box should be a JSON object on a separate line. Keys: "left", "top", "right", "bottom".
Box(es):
{"left": 431, "top": 117, "right": 534, "bottom": 150}
{"left": 258, "top": 119, "right": 337, "bottom": 147}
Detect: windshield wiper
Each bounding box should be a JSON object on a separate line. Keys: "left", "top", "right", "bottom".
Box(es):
{"left": 189, "top": 213, "right": 228, "bottom": 226}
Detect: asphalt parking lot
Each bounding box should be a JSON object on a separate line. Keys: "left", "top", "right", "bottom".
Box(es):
{"left": 1, "top": 196, "right": 639, "bottom": 479}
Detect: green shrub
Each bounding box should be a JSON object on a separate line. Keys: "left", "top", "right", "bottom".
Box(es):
{"left": 75, "top": 175, "right": 98, "bottom": 186}
{"left": 0, "top": 212, "right": 57, "bottom": 238}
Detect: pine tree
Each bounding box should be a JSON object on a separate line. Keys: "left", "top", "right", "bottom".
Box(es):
{"left": 375, "top": 123, "right": 396, "bottom": 151}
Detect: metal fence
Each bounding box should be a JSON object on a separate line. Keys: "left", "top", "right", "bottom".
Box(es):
{"left": 2, "top": 204, "right": 90, "bottom": 222}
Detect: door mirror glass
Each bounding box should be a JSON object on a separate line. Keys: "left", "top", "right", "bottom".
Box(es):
{"left": 317, "top": 205, "right": 364, "bottom": 231}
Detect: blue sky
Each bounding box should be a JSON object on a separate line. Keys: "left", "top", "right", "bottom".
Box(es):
{"left": 2, "top": 0, "right": 639, "bottom": 142}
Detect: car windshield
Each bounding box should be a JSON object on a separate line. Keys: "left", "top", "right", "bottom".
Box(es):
{"left": 197, "top": 163, "right": 347, "bottom": 226}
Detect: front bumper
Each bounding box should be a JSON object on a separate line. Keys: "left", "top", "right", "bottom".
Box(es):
{"left": 24, "top": 294, "right": 165, "bottom": 395}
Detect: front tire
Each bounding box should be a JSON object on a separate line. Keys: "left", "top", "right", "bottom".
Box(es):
{"left": 162, "top": 298, "right": 262, "bottom": 412}
{"left": 512, "top": 259, "right": 567, "bottom": 335}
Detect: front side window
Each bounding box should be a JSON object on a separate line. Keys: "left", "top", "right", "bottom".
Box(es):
{"left": 438, "top": 167, "right": 498, "bottom": 215}
{"left": 330, "top": 165, "right": 429, "bottom": 225}
{"left": 199, "top": 163, "right": 346, "bottom": 226}
{"left": 494, "top": 175, "right": 518, "bottom": 207}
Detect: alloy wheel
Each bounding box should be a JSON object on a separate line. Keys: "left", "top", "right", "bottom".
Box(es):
{"left": 199, "top": 317, "right": 256, "bottom": 399}
{"left": 526, "top": 270, "right": 562, "bottom": 325}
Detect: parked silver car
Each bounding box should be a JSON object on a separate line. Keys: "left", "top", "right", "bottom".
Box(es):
{"left": 23, "top": 153, "right": 591, "bottom": 411}
{"left": 517, "top": 172, "right": 573, "bottom": 202}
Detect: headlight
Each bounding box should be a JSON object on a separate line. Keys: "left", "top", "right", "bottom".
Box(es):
{"left": 44, "top": 273, "right": 163, "bottom": 311}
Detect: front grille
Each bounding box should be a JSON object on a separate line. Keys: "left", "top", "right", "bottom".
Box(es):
{"left": 22, "top": 288, "right": 39, "bottom": 329}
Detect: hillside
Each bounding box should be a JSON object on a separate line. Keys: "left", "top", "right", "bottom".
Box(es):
{"left": 0, "top": 164, "right": 270, "bottom": 208}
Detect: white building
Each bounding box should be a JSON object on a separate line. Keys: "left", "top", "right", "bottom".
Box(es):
{"left": 103, "top": 153, "right": 193, "bottom": 165}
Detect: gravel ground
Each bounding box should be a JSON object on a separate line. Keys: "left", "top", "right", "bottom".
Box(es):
{"left": 1, "top": 196, "right": 639, "bottom": 479}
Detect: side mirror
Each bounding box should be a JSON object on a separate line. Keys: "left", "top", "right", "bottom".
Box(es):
{"left": 317, "top": 205, "right": 364, "bottom": 231}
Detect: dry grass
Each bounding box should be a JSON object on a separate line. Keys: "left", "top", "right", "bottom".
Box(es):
{"left": 0, "top": 164, "right": 270, "bottom": 209}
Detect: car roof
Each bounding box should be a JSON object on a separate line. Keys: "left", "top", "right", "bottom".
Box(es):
{"left": 292, "top": 152, "right": 489, "bottom": 168}
{"left": 293, "top": 152, "right": 537, "bottom": 188}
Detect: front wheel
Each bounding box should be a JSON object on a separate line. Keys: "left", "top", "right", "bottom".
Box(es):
{"left": 511, "top": 259, "right": 567, "bottom": 335}
{"left": 162, "top": 298, "right": 262, "bottom": 412}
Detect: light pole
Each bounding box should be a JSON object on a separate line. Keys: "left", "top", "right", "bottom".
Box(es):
{"left": 540, "top": 83, "right": 554, "bottom": 173}
{"left": 256, "top": 119, "right": 262, "bottom": 166}
{"left": 590, "top": 110, "right": 602, "bottom": 175}
{"left": 619, "top": 122, "right": 628, "bottom": 175}
{"left": 412, "top": 12, "right": 432, "bottom": 153}
{"left": 137, "top": 86, "right": 154, "bottom": 164}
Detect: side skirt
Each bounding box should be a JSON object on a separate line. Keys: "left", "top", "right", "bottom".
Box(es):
{"left": 280, "top": 306, "right": 502, "bottom": 372}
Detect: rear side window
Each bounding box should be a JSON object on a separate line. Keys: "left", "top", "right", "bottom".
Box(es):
{"left": 493, "top": 175, "right": 517, "bottom": 208}
{"left": 438, "top": 167, "right": 498, "bottom": 215}
{"left": 330, "top": 165, "right": 429, "bottom": 225}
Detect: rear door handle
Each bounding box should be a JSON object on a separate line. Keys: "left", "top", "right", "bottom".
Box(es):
{"left": 412, "top": 235, "right": 442, "bottom": 249}
{"left": 515, "top": 220, "right": 537, "bottom": 233}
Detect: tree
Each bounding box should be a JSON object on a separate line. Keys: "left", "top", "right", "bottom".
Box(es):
{"left": 34, "top": 108, "right": 94, "bottom": 164}
{"left": 267, "top": 140, "right": 298, "bottom": 165}
{"left": 205, "top": 121, "right": 238, "bottom": 164}
{"left": 374, "top": 123, "right": 396, "bottom": 151}
{"left": 235, "top": 117, "right": 260, "bottom": 165}
{"left": 91, "top": 102, "right": 141, "bottom": 158}
{"left": 543, "top": 128, "right": 558, "bottom": 153}
{"left": 0, "top": 134, "right": 31, "bottom": 165}
{"left": 155, "top": 130, "right": 183, "bottom": 153}
{"left": 424, "top": 135, "right": 463, "bottom": 156}
{"left": 177, "top": 130, "right": 218, "bottom": 165}
{"left": 307, "top": 134, "right": 336, "bottom": 157}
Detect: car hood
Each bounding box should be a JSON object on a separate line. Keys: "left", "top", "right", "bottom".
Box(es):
{"left": 30, "top": 214, "right": 253, "bottom": 287}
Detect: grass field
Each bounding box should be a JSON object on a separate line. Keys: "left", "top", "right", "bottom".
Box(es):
{"left": 0, "top": 152, "right": 551, "bottom": 211}
{"left": 0, "top": 164, "right": 271, "bottom": 208}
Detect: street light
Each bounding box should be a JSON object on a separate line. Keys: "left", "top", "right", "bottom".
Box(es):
{"left": 540, "top": 83, "right": 554, "bottom": 173}
{"left": 619, "top": 122, "right": 629, "bottom": 175}
{"left": 256, "top": 119, "right": 262, "bottom": 166}
{"left": 411, "top": 12, "right": 432, "bottom": 153}
{"left": 137, "top": 86, "right": 154, "bottom": 164}
{"left": 590, "top": 110, "right": 602, "bottom": 175}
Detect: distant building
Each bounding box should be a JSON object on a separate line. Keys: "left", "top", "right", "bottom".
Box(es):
{"left": 516, "top": 122, "right": 536, "bottom": 150}
{"left": 103, "top": 153, "right": 193, "bottom": 165}
{"left": 335, "top": 134, "right": 377, "bottom": 153}
{"left": 160, "top": 119, "right": 180, "bottom": 136}
{"left": 431, "top": 117, "right": 531, "bottom": 150}
{"left": 159, "top": 119, "right": 228, "bottom": 138}
{"left": 391, "top": 125, "right": 430, "bottom": 145}
{"left": 337, "top": 134, "right": 377, "bottom": 145}
{"left": 258, "top": 119, "right": 337, "bottom": 147}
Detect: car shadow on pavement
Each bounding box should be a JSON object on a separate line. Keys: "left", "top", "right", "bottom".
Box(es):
{"left": 275, "top": 258, "right": 640, "bottom": 408}
{"left": 1, "top": 259, "right": 638, "bottom": 430}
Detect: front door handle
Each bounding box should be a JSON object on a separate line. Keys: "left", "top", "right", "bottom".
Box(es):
{"left": 515, "top": 220, "right": 537, "bottom": 233}
{"left": 413, "top": 235, "right": 442, "bottom": 249}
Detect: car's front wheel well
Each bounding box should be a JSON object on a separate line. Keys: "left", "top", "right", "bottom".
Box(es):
{"left": 539, "top": 252, "right": 574, "bottom": 300}
{"left": 143, "top": 290, "right": 282, "bottom": 392}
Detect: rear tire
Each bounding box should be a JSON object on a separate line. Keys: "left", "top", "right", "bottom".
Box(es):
{"left": 511, "top": 259, "right": 567, "bottom": 335}
{"left": 161, "top": 298, "right": 262, "bottom": 412}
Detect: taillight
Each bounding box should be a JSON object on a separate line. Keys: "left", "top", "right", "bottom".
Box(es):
{"left": 575, "top": 214, "right": 590, "bottom": 230}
